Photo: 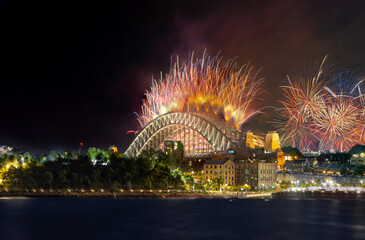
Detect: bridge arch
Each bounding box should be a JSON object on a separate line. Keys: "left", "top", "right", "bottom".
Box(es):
{"left": 125, "top": 112, "right": 240, "bottom": 158}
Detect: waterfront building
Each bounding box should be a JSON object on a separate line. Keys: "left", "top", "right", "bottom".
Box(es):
{"left": 350, "top": 153, "right": 365, "bottom": 166}
{"left": 235, "top": 160, "right": 277, "bottom": 191}
{"left": 204, "top": 159, "right": 235, "bottom": 186}
{"left": 285, "top": 159, "right": 309, "bottom": 173}
{"left": 314, "top": 163, "right": 356, "bottom": 175}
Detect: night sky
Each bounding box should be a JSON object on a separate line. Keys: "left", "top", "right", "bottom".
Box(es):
{"left": 1, "top": 0, "right": 365, "bottom": 154}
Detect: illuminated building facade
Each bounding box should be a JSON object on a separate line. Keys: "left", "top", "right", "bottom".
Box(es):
{"left": 276, "top": 149, "right": 284, "bottom": 170}
{"left": 350, "top": 153, "right": 365, "bottom": 166}
{"left": 264, "top": 131, "right": 280, "bottom": 152}
{"left": 204, "top": 159, "right": 235, "bottom": 186}
{"left": 243, "top": 130, "right": 254, "bottom": 148}
{"left": 235, "top": 160, "right": 277, "bottom": 190}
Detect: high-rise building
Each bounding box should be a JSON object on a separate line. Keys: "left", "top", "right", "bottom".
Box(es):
{"left": 264, "top": 131, "right": 280, "bottom": 152}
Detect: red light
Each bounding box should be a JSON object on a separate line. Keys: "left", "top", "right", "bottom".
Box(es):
{"left": 80, "top": 142, "right": 83, "bottom": 146}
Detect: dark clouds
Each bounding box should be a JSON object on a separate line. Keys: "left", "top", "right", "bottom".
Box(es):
{"left": 1, "top": 0, "right": 365, "bottom": 154}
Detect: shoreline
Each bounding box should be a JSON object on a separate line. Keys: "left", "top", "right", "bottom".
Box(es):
{"left": 0, "top": 190, "right": 271, "bottom": 199}
{"left": 273, "top": 190, "right": 365, "bottom": 200}
{"left": 2, "top": 190, "right": 364, "bottom": 200}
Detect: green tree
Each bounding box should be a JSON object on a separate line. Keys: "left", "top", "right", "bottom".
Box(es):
{"left": 49, "top": 151, "right": 59, "bottom": 161}
{"left": 212, "top": 177, "right": 224, "bottom": 191}
{"left": 282, "top": 146, "right": 304, "bottom": 158}
{"left": 348, "top": 144, "right": 365, "bottom": 156}
{"left": 354, "top": 166, "right": 365, "bottom": 176}
{"left": 42, "top": 171, "right": 53, "bottom": 188}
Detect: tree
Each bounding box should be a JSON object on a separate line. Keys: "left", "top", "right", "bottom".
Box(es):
{"left": 348, "top": 144, "right": 365, "bottom": 156}
{"left": 354, "top": 166, "right": 365, "bottom": 176}
{"left": 23, "top": 152, "right": 32, "bottom": 163}
{"left": 87, "top": 147, "right": 110, "bottom": 164}
{"left": 282, "top": 146, "right": 304, "bottom": 158}
{"left": 49, "top": 151, "right": 59, "bottom": 161}
{"left": 212, "top": 177, "right": 224, "bottom": 191}
{"left": 42, "top": 171, "right": 53, "bottom": 188}
{"left": 87, "top": 147, "right": 98, "bottom": 162}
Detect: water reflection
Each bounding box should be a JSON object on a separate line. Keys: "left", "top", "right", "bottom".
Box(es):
{"left": 0, "top": 198, "right": 364, "bottom": 240}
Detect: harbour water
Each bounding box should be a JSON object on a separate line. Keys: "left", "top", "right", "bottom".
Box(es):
{"left": 0, "top": 198, "right": 364, "bottom": 240}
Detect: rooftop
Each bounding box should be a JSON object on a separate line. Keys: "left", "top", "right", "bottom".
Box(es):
{"left": 204, "top": 159, "right": 231, "bottom": 165}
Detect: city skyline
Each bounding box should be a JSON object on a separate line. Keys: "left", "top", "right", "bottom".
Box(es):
{"left": 2, "top": 1, "right": 365, "bottom": 154}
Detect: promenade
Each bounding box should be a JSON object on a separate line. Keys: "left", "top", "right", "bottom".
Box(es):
{"left": 0, "top": 189, "right": 272, "bottom": 199}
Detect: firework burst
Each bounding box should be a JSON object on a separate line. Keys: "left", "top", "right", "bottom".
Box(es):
{"left": 138, "top": 51, "right": 264, "bottom": 129}
{"left": 274, "top": 56, "right": 365, "bottom": 152}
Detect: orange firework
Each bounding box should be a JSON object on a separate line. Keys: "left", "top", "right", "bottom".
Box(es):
{"left": 274, "top": 56, "right": 365, "bottom": 152}
{"left": 138, "top": 51, "right": 264, "bottom": 129}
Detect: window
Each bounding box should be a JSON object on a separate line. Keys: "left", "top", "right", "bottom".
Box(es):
{"left": 214, "top": 165, "right": 217, "bottom": 169}
{"left": 210, "top": 171, "right": 212, "bottom": 174}
{"left": 206, "top": 170, "right": 208, "bottom": 174}
{"left": 214, "top": 171, "right": 217, "bottom": 175}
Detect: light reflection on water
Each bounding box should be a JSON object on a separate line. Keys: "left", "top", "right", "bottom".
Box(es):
{"left": 0, "top": 198, "right": 364, "bottom": 240}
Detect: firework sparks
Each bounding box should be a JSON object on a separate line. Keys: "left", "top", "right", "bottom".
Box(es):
{"left": 274, "top": 56, "right": 365, "bottom": 152}
{"left": 139, "top": 52, "right": 264, "bottom": 129}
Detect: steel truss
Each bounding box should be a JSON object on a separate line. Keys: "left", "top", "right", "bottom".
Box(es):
{"left": 124, "top": 112, "right": 239, "bottom": 158}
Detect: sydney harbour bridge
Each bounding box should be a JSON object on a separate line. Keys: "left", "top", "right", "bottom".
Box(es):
{"left": 124, "top": 111, "right": 240, "bottom": 158}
